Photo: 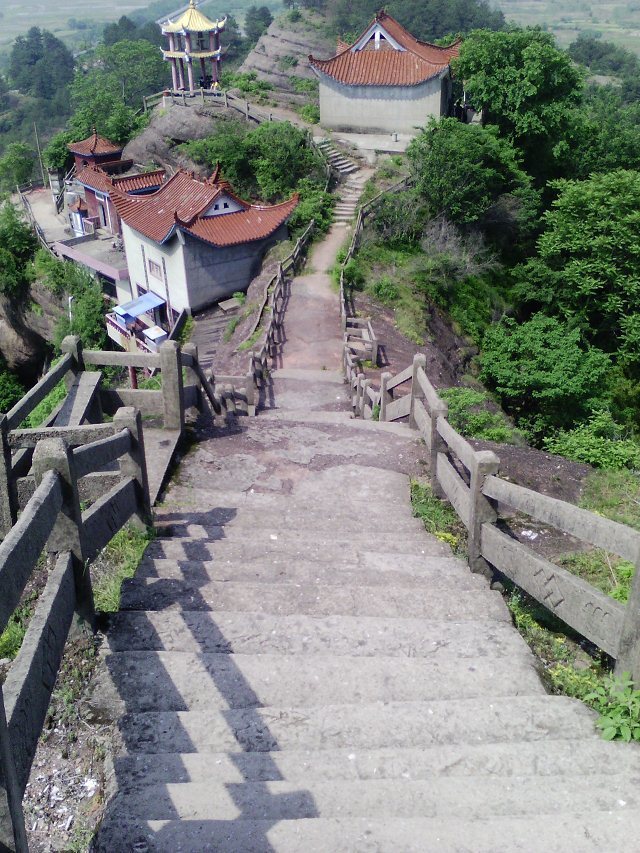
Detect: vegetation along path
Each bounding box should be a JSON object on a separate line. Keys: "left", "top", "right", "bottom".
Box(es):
{"left": 90, "top": 179, "right": 640, "bottom": 851}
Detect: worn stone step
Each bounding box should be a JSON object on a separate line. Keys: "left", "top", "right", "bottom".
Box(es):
{"left": 120, "top": 576, "right": 505, "bottom": 620}
{"left": 93, "top": 648, "right": 540, "bottom": 713}
{"left": 97, "top": 774, "right": 638, "bottom": 822}
{"left": 130, "top": 553, "right": 482, "bottom": 589}
{"left": 94, "top": 812, "right": 640, "bottom": 853}
{"left": 107, "top": 611, "right": 533, "bottom": 660}
{"left": 103, "top": 739, "right": 640, "bottom": 789}
{"left": 115, "top": 695, "right": 597, "bottom": 755}
{"left": 152, "top": 513, "right": 427, "bottom": 540}
{"left": 142, "top": 534, "right": 451, "bottom": 564}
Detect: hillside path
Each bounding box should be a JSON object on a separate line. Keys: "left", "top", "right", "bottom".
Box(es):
{"left": 89, "top": 165, "right": 640, "bottom": 852}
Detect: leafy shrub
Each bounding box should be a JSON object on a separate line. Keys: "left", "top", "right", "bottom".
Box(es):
{"left": 544, "top": 410, "right": 640, "bottom": 470}
{"left": 290, "top": 76, "right": 318, "bottom": 95}
{"left": 288, "top": 8, "right": 302, "bottom": 23}
{"left": 480, "top": 314, "right": 611, "bottom": 441}
{"left": 298, "top": 103, "right": 320, "bottom": 125}
{"left": 288, "top": 179, "right": 334, "bottom": 235}
{"left": 21, "top": 379, "right": 66, "bottom": 427}
{"left": 410, "top": 479, "right": 466, "bottom": 554}
{"left": 548, "top": 663, "right": 601, "bottom": 701}
{"left": 0, "top": 359, "right": 24, "bottom": 413}
{"left": 278, "top": 55, "right": 298, "bottom": 70}
{"left": 342, "top": 258, "right": 365, "bottom": 289}
{"left": 586, "top": 672, "right": 640, "bottom": 741}
{"left": 371, "top": 276, "right": 399, "bottom": 304}
{"left": 439, "top": 386, "right": 520, "bottom": 443}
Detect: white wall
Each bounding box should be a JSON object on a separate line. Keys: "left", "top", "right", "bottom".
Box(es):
{"left": 318, "top": 74, "right": 448, "bottom": 135}
{"left": 121, "top": 223, "right": 188, "bottom": 313}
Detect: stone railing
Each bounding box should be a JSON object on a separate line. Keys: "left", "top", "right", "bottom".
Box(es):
{"left": 0, "top": 405, "right": 150, "bottom": 850}
{"left": 339, "top": 177, "right": 411, "bottom": 359}
{"left": 345, "top": 351, "right": 640, "bottom": 683}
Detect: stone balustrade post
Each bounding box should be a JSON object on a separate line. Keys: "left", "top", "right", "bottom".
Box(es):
{"left": 246, "top": 355, "right": 256, "bottom": 417}
{"left": 379, "top": 372, "right": 392, "bottom": 422}
{"left": 355, "top": 373, "right": 365, "bottom": 418}
{"left": 60, "top": 335, "right": 84, "bottom": 390}
{"left": 429, "top": 401, "right": 448, "bottom": 499}
{"left": 160, "top": 341, "right": 185, "bottom": 433}
{"left": 408, "top": 353, "right": 426, "bottom": 431}
{"left": 0, "top": 685, "right": 28, "bottom": 852}
{"left": 32, "top": 438, "right": 94, "bottom": 626}
{"left": 467, "top": 450, "right": 500, "bottom": 578}
{"left": 182, "top": 342, "right": 201, "bottom": 411}
{"left": 113, "top": 407, "right": 151, "bottom": 527}
{"left": 0, "top": 416, "right": 17, "bottom": 537}
{"left": 361, "top": 378, "right": 371, "bottom": 418}
{"left": 616, "top": 556, "right": 640, "bottom": 683}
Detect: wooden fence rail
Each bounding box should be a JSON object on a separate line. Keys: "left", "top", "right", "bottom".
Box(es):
{"left": 344, "top": 349, "right": 640, "bottom": 683}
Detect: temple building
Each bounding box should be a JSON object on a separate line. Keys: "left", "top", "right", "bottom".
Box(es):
{"left": 111, "top": 168, "right": 298, "bottom": 318}
{"left": 160, "top": 0, "right": 226, "bottom": 94}
{"left": 67, "top": 131, "right": 124, "bottom": 171}
{"left": 309, "top": 11, "right": 460, "bottom": 135}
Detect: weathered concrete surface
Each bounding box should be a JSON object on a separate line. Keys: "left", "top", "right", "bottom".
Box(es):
{"left": 92, "top": 199, "right": 640, "bottom": 851}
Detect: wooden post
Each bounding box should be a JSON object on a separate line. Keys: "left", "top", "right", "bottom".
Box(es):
{"left": 429, "top": 401, "right": 448, "bottom": 498}
{"left": 467, "top": 450, "right": 500, "bottom": 578}
{"left": 355, "top": 373, "right": 365, "bottom": 418}
{"left": 113, "top": 407, "right": 151, "bottom": 526}
{"left": 246, "top": 355, "right": 256, "bottom": 417}
{"left": 182, "top": 343, "right": 201, "bottom": 411}
{"left": 379, "top": 372, "right": 392, "bottom": 422}
{"left": 0, "top": 686, "right": 28, "bottom": 852}
{"left": 245, "top": 101, "right": 250, "bottom": 121}
{"left": 159, "top": 341, "right": 185, "bottom": 433}
{"left": 32, "top": 438, "right": 94, "bottom": 627}
{"left": 0, "top": 416, "right": 17, "bottom": 537}
{"left": 408, "top": 353, "right": 426, "bottom": 431}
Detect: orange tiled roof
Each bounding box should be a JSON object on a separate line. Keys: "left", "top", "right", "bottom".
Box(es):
{"left": 76, "top": 165, "right": 166, "bottom": 195}
{"left": 112, "top": 169, "right": 298, "bottom": 247}
{"left": 67, "top": 132, "right": 123, "bottom": 157}
{"left": 309, "top": 10, "right": 460, "bottom": 87}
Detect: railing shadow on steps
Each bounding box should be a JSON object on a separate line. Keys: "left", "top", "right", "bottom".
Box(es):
{"left": 344, "top": 349, "right": 640, "bottom": 686}
{"left": 92, "top": 508, "right": 318, "bottom": 851}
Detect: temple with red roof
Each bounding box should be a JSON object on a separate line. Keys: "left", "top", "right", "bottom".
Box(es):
{"left": 309, "top": 10, "right": 460, "bottom": 135}
{"left": 111, "top": 168, "right": 298, "bottom": 314}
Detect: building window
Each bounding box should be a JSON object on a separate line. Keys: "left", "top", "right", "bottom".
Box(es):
{"left": 214, "top": 203, "right": 219, "bottom": 210}
{"left": 148, "top": 259, "right": 163, "bottom": 280}
{"left": 223, "top": 201, "right": 229, "bottom": 209}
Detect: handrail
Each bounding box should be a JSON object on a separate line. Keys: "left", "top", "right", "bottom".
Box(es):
{"left": 352, "top": 349, "right": 640, "bottom": 683}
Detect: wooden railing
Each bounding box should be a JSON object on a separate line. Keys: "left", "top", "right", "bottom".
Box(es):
{"left": 0, "top": 405, "right": 150, "bottom": 850}
{"left": 346, "top": 350, "right": 640, "bottom": 682}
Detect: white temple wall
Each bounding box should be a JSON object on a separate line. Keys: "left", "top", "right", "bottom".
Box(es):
{"left": 122, "top": 223, "right": 188, "bottom": 312}
{"left": 318, "top": 75, "right": 449, "bottom": 134}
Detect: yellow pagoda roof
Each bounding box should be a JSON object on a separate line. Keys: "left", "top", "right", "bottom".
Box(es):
{"left": 161, "top": 1, "right": 226, "bottom": 33}
{"left": 162, "top": 47, "right": 222, "bottom": 60}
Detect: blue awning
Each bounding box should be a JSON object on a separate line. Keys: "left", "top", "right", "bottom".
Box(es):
{"left": 114, "top": 291, "right": 165, "bottom": 319}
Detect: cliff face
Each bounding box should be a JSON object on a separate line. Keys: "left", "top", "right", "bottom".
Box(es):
{"left": 239, "top": 10, "right": 334, "bottom": 106}
{"left": 0, "top": 283, "right": 65, "bottom": 384}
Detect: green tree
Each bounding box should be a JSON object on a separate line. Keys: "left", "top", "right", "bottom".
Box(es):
{"left": 8, "top": 27, "right": 74, "bottom": 99}
{"left": 244, "top": 6, "right": 273, "bottom": 43}
{"left": 94, "top": 40, "right": 165, "bottom": 106}
{"left": 514, "top": 169, "right": 640, "bottom": 372}
{"left": 0, "top": 142, "right": 35, "bottom": 190}
{"left": 244, "top": 121, "right": 316, "bottom": 200}
{"left": 103, "top": 15, "right": 139, "bottom": 46}
{"left": 0, "top": 203, "right": 37, "bottom": 266}
{"left": 407, "top": 119, "right": 538, "bottom": 236}
{"left": 0, "top": 359, "right": 24, "bottom": 413}
{"left": 454, "top": 28, "right": 583, "bottom": 175}
{"left": 480, "top": 314, "right": 611, "bottom": 439}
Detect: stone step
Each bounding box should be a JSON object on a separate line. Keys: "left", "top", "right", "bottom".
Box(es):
{"left": 120, "top": 577, "right": 504, "bottom": 620}
{"left": 94, "top": 813, "right": 640, "bottom": 853}
{"left": 110, "top": 738, "right": 640, "bottom": 789}
{"left": 142, "top": 534, "right": 452, "bottom": 564}
{"left": 96, "top": 774, "right": 638, "bottom": 822}
{"left": 130, "top": 553, "right": 481, "bottom": 589}
{"left": 107, "top": 611, "right": 532, "bottom": 659}
{"left": 93, "top": 648, "right": 542, "bottom": 714}
{"left": 114, "top": 695, "right": 597, "bottom": 755}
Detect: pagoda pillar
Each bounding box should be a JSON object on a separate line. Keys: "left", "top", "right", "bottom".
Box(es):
{"left": 200, "top": 57, "right": 207, "bottom": 86}
{"left": 210, "top": 32, "right": 219, "bottom": 82}
{"left": 185, "top": 33, "right": 195, "bottom": 93}
{"left": 171, "top": 60, "right": 179, "bottom": 92}
{"left": 178, "top": 59, "right": 185, "bottom": 90}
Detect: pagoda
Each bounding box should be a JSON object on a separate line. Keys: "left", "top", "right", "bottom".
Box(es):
{"left": 160, "top": 1, "right": 226, "bottom": 94}
{"left": 309, "top": 10, "right": 460, "bottom": 135}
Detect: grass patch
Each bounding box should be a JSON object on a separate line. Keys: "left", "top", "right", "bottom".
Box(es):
{"left": 176, "top": 315, "right": 194, "bottom": 345}
{"left": 92, "top": 524, "right": 154, "bottom": 613}
{"left": 557, "top": 550, "right": 634, "bottom": 603}
{"left": 238, "top": 328, "right": 262, "bottom": 352}
{"left": 223, "top": 316, "right": 241, "bottom": 343}
{"left": 138, "top": 373, "right": 162, "bottom": 390}
{"left": 297, "top": 103, "right": 320, "bottom": 125}
{"left": 579, "top": 469, "right": 640, "bottom": 531}
{"left": 0, "top": 607, "right": 30, "bottom": 659}
{"left": 410, "top": 479, "right": 466, "bottom": 555}
{"left": 439, "top": 386, "right": 522, "bottom": 444}
{"left": 21, "top": 379, "right": 67, "bottom": 428}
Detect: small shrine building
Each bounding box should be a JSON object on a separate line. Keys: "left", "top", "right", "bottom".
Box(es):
{"left": 111, "top": 168, "right": 298, "bottom": 315}
{"left": 67, "top": 131, "right": 123, "bottom": 171}
{"left": 160, "top": 0, "right": 226, "bottom": 93}
{"left": 309, "top": 11, "right": 460, "bottom": 135}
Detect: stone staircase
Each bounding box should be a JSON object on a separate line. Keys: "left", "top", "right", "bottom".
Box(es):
{"left": 315, "top": 138, "right": 359, "bottom": 176}
{"left": 91, "top": 371, "right": 640, "bottom": 852}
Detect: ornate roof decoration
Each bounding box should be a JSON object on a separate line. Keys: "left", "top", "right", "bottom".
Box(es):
{"left": 111, "top": 169, "right": 299, "bottom": 248}
{"left": 161, "top": 1, "right": 226, "bottom": 34}
{"left": 75, "top": 164, "right": 166, "bottom": 195}
{"left": 67, "top": 131, "right": 123, "bottom": 157}
{"left": 309, "top": 10, "right": 460, "bottom": 88}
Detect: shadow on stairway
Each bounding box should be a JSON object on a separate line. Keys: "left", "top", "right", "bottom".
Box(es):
{"left": 95, "top": 505, "right": 319, "bottom": 852}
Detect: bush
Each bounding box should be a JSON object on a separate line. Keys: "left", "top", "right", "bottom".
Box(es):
{"left": 480, "top": 314, "right": 611, "bottom": 440}
{"left": 439, "top": 386, "right": 520, "bottom": 443}
{"left": 342, "top": 257, "right": 365, "bottom": 289}
{"left": 371, "top": 276, "right": 399, "bottom": 304}
{"left": 544, "top": 410, "right": 640, "bottom": 470}
{"left": 298, "top": 103, "right": 320, "bottom": 124}
{"left": 0, "top": 360, "right": 24, "bottom": 413}
{"left": 288, "top": 179, "right": 334, "bottom": 235}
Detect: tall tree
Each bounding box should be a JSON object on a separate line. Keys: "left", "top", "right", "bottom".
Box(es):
{"left": 244, "top": 6, "right": 274, "bottom": 43}
{"left": 8, "top": 27, "right": 74, "bottom": 99}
